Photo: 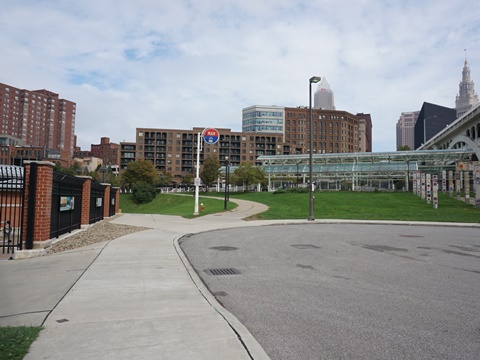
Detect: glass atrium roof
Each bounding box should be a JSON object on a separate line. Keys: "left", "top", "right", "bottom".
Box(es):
{"left": 257, "top": 149, "right": 474, "bottom": 179}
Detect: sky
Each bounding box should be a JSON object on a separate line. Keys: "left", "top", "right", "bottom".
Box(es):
{"left": 1, "top": 0, "right": 479, "bottom": 152}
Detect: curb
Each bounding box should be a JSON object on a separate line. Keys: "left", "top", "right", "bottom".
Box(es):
{"left": 174, "top": 234, "right": 272, "bottom": 360}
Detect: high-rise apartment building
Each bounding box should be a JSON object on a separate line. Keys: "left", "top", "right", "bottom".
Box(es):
{"left": 284, "top": 107, "right": 362, "bottom": 154}
{"left": 396, "top": 111, "right": 419, "bottom": 150}
{"left": 314, "top": 77, "right": 335, "bottom": 110}
{"left": 242, "top": 105, "right": 285, "bottom": 134}
{"left": 0, "top": 82, "right": 76, "bottom": 158}
{"left": 455, "top": 58, "right": 479, "bottom": 118}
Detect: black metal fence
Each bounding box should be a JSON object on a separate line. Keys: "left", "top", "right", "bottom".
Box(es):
{"left": 90, "top": 181, "right": 106, "bottom": 224}
{"left": 0, "top": 166, "right": 25, "bottom": 257}
{"left": 109, "top": 187, "right": 116, "bottom": 217}
{"left": 50, "top": 172, "right": 85, "bottom": 239}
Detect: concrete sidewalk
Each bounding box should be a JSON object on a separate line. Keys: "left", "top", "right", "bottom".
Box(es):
{"left": 5, "top": 197, "right": 477, "bottom": 359}
{"left": 12, "top": 199, "right": 273, "bottom": 360}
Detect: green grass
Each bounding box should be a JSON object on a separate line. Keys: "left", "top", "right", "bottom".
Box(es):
{"left": 0, "top": 326, "right": 42, "bottom": 360}
{"left": 120, "top": 193, "right": 237, "bottom": 218}
{"left": 185, "top": 191, "right": 480, "bottom": 223}
{"left": 118, "top": 190, "right": 479, "bottom": 223}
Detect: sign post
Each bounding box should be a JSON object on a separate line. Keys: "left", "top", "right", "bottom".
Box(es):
{"left": 193, "top": 128, "right": 220, "bottom": 215}
{"left": 193, "top": 132, "right": 203, "bottom": 215}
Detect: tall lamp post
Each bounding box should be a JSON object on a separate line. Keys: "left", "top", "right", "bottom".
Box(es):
{"left": 224, "top": 156, "right": 229, "bottom": 210}
{"left": 308, "top": 76, "right": 321, "bottom": 221}
{"left": 423, "top": 115, "right": 437, "bottom": 145}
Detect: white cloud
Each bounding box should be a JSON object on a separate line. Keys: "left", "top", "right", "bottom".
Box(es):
{"left": 1, "top": 0, "right": 479, "bottom": 152}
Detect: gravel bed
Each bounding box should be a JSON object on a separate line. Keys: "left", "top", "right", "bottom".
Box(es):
{"left": 47, "top": 214, "right": 151, "bottom": 255}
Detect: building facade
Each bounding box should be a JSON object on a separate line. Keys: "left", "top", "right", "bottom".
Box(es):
{"left": 242, "top": 105, "right": 285, "bottom": 134}
{"left": 284, "top": 107, "right": 362, "bottom": 154}
{"left": 90, "top": 137, "right": 119, "bottom": 167}
{"left": 455, "top": 58, "right": 479, "bottom": 118}
{"left": 313, "top": 77, "right": 335, "bottom": 110}
{"left": 414, "top": 102, "right": 456, "bottom": 149}
{"left": 396, "top": 111, "right": 419, "bottom": 150}
{"left": 357, "top": 113, "right": 373, "bottom": 152}
{"left": 121, "top": 127, "right": 284, "bottom": 181}
{"left": 0, "top": 82, "right": 76, "bottom": 158}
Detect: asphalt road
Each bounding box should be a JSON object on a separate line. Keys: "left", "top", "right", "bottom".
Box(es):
{"left": 180, "top": 223, "right": 480, "bottom": 360}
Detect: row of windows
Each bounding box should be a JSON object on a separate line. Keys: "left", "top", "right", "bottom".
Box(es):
{"left": 243, "top": 111, "right": 283, "bottom": 119}
{"left": 243, "top": 119, "right": 283, "bottom": 125}
{"left": 286, "top": 113, "right": 348, "bottom": 120}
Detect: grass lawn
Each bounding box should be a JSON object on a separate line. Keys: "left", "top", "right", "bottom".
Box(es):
{"left": 129, "top": 190, "right": 480, "bottom": 223}
{"left": 0, "top": 326, "right": 42, "bottom": 360}
{"left": 120, "top": 193, "right": 237, "bottom": 218}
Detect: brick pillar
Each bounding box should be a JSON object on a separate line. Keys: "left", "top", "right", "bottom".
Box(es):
{"left": 102, "top": 184, "right": 110, "bottom": 218}
{"left": 22, "top": 161, "right": 55, "bottom": 248}
{"left": 77, "top": 176, "right": 92, "bottom": 226}
{"left": 113, "top": 187, "right": 120, "bottom": 214}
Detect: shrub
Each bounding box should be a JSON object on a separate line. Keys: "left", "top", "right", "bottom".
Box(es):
{"left": 132, "top": 181, "right": 157, "bottom": 204}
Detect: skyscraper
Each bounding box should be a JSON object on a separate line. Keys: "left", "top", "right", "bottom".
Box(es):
{"left": 314, "top": 77, "right": 335, "bottom": 110}
{"left": 414, "top": 102, "right": 456, "bottom": 149}
{"left": 455, "top": 57, "right": 479, "bottom": 118}
{"left": 396, "top": 111, "right": 419, "bottom": 150}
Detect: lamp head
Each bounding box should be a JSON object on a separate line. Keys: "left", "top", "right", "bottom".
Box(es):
{"left": 309, "top": 76, "right": 321, "bottom": 83}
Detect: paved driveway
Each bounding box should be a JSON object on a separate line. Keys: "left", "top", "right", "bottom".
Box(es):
{"left": 180, "top": 223, "right": 480, "bottom": 360}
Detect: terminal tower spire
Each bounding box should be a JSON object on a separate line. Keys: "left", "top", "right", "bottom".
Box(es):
{"left": 455, "top": 53, "right": 479, "bottom": 118}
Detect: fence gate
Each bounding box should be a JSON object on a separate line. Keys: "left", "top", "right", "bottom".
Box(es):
{"left": 89, "top": 181, "right": 105, "bottom": 224}
{"left": 50, "top": 172, "right": 84, "bottom": 239}
{"left": 109, "top": 187, "right": 116, "bottom": 217}
{"left": 0, "top": 166, "right": 25, "bottom": 258}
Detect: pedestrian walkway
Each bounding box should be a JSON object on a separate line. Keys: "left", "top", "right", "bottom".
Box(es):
{"left": 16, "top": 199, "right": 273, "bottom": 360}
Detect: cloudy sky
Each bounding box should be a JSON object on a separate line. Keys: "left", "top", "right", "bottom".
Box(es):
{"left": 1, "top": 0, "right": 479, "bottom": 152}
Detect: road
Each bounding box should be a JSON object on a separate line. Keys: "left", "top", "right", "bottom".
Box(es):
{"left": 180, "top": 223, "right": 480, "bottom": 360}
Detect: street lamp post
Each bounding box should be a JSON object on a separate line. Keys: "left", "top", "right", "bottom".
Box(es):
{"left": 296, "top": 162, "right": 300, "bottom": 188}
{"left": 308, "top": 76, "right": 321, "bottom": 221}
{"left": 224, "top": 156, "right": 229, "bottom": 210}
{"left": 423, "top": 115, "right": 437, "bottom": 144}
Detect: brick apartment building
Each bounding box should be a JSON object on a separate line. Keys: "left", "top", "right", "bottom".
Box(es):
{"left": 120, "top": 127, "right": 284, "bottom": 182}
{"left": 284, "top": 107, "right": 371, "bottom": 154}
{"left": 0, "top": 82, "right": 76, "bottom": 161}
{"left": 90, "top": 137, "right": 119, "bottom": 167}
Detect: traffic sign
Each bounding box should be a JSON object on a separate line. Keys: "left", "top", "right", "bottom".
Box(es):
{"left": 203, "top": 128, "right": 219, "bottom": 144}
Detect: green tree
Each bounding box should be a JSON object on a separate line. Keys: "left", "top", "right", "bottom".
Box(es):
{"left": 53, "top": 162, "right": 81, "bottom": 176}
{"left": 200, "top": 156, "right": 220, "bottom": 191}
{"left": 182, "top": 173, "right": 193, "bottom": 187}
{"left": 120, "top": 160, "right": 158, "bottom": 189}
{"left": 132, "top": 181, "right": 157, "bottom": 204}
{"left": 158, "top": 170, "right": 173, "bottom": 187}
{"left": 397, "top": 145, "right": 411, "bottom": 151}
{"left": 233, "top": 162, "right": 266, "bottom": 191}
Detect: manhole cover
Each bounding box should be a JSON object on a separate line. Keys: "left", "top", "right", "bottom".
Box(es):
{"left": 204, "top": 268, "right": 241, "bottom": 276}
{"left": 291, "top": 244, "right": 320, "bottom": 249}
{"left": 209, "top": 246, "right": 239, "bottom": 251}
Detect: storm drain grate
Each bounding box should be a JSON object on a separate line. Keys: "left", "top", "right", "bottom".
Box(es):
{"left": 400, "top": 235, "right": 424, "bottom": 238}
{"left": 204, "top": 268, "right": 241, "bottom": 276}
{"left": 291, "top": 244, "right": 320, "bottom": 249}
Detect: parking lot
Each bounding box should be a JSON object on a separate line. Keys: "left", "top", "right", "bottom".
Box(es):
{"left": 181, "top": 223, "right": 480, "bottom": 360}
